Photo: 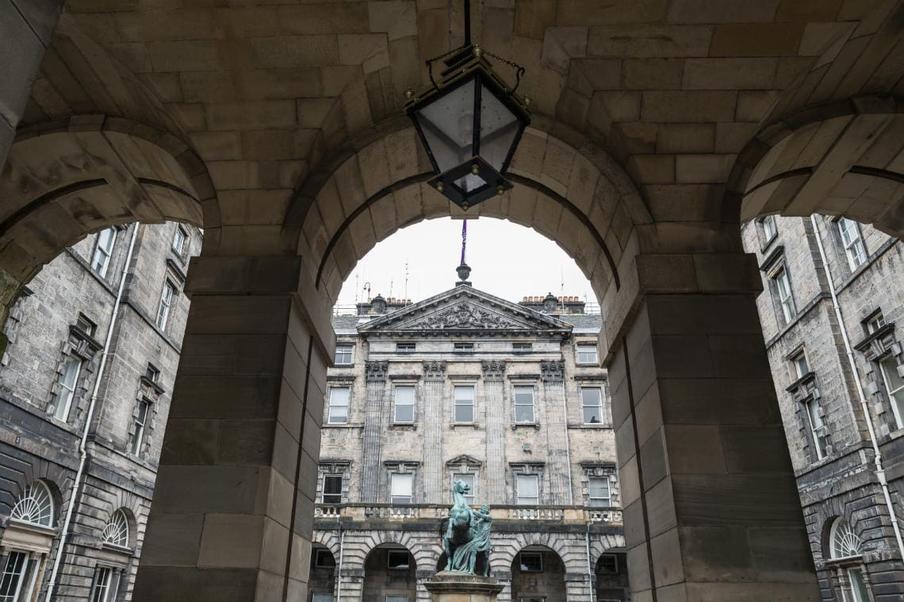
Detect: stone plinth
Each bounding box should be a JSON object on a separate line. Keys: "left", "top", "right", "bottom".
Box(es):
{"left": 425, "top": 571, "right": 504, "bottom": 602}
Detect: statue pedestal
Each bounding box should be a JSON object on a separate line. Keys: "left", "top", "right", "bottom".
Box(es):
{"left": 425, "top": 571, "right": 504, "bottom": 602}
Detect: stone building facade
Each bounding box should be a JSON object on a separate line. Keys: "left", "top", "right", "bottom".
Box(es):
{"left": 741, "top": 215, "right": 904, "bottom": 602}
{"left": 312, "top": 282, "right": 628, "bottom": 602}
{"left": 0, "top": 221, "right": 201, "bottom": 601}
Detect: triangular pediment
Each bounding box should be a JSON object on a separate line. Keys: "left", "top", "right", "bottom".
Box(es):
{"left": 358, "top": 286, "right": 571, "bottom": 336}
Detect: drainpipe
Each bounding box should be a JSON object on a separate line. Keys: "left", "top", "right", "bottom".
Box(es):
{"left": 44, "top": 223, "right": 140, "bottom": 601}
{"left": 336, "top": 523, "right": 346, "bottom": 602}
{"left": 584, "top": 523, "right": 595, "bottom": 602}
{"left": 809, "top": 215, "right": 904, "bottom": 561}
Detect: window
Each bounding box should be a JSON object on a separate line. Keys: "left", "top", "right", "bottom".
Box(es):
{"left": 516, "top": 474, "right": 539, "bottom": 505}
{"left": 790, "top": 351, "right": 810, "bottom": 380}
{"left": 322, "top": 475, "right": 343, "bottom": 504}
{"left": 144, "top": 363, "right": 160, "bottom": 383}
{"left": 588, "top": 477, "right": 612, "bottom": 507}
{"left": 518, "top": 552, "right": 543, "bottom": 572}
{"left": 387, "top": 550, "right": 410, "bottom": 570}
{"left": 54, "top": 355, "right": 83, "bottom": 422}
{"left": 314, "top": 549, "right": 336, "bottom": 568}
{"left": 512, "top": 342, "right": 532, "bottom": 353}
{"left": 102, "top": 510, "right": 130, "bottom": 548}
{"left": 334, "top": 345, "right": 353, "bottom": 366}
{"left": 0, "top": 551, "right": 39, "bottom": 602}
{"left": 760, "top": 215, "right": 777, "bottom": 244}
{"left": 837, "top": 218, "right": 867, "bottom": 270}
{"left": 513, "top": 385, "right": 535, "bottom": 423}
{"left": 327, "top": 387, "right": 350, "bottom": 425}
{"left": 396, "top": 342, "right": 416, "bottom": 353}
{"left": 582, "top": 387, "right": 605, "bottom": 425}
{"left": 156, "top": 280, "right": 176, "bottom": 331}
{"left": 867, "top": 312, "right": 886, "bottom": 334}
{"left": 598, "top": 554, "right": 619, "bottom": 575}
{"left": 576, "top": 343, "right": 598, "bottom": 365}
{"left": 129, "top": 400, "right": 151, "bottom": 456}
{"left": 770, "top": 266, "right": 796, "bottom": 325}
{"left": 393, "top": 385, "right": 416, "bottom": 423}
{"left": 803, "top": 397, "right": 827, "bottom": 461}
{"left": 830, "top": 518, "right": 862, "bottom": 560}
{"left": 76, "top": 314, "right": 97, "bottom": 337}
{"left": 172, "top": 225, "right": 187, "bottom": 256}
{"left": 90, "top": 566, "right": 122, "bottom": 602}
{"left": 453, "top": 473, "right": 475, "bottom": 504}
{"left": 454, "top": 385, "right": 474, "bottom": 423}
{"left": 846, "top": 566, "right": 871, "bottom": 602}
{"left": 91, "top": 228, "right": 117, "bottom": 278}
{"left": 390, "top": 473, "right": 414, "bottom": 504}
{"left": 453, "top": 342, "right": 474, "bottom": 352}
{"left": 879, "top": 356, "right": 904, "bottom": 429}
{"left": 10, "top": 481, "right": 54, "bottom": 528}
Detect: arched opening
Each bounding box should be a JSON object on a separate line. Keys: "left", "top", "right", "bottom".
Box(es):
{"left": 510, "top": 545, "right": 566, "bottom": 602}
{"left": 0, "top": 479, "right": 59, "bottom": 602}
{"left": 363, "top": 544, "right": 417, "bottom": 602}
{"left": 595, "top": 552, "right": 629, "bottom": 602}
{"left": 310, "top": 544, "right": 338, "bottom": 602}
{"left": 823, "top": 517, "right": 872, "bottom": 602}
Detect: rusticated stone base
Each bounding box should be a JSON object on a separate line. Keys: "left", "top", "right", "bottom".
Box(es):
{"left": 425, "top": 571, "right": 504, "bottom": 602}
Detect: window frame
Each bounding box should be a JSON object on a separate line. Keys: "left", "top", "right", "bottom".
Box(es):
{"left": 386, "top": 550, "right": 411, "bottom": 570}
{"left": 512, "top": 342, "right": 532, "bottom": 354}
{"left": 389, "top": 472, "right": 414, "bottom": 505}
{"left": 55, "top": 354, "right": 83, "bottom": 422}
{"left": 588, "top": 476, "right": 612, "bottom": 507}
{"left": 396, "top": 342, "right": 416, "bottom": 354}
{"left": 326, "top": 387, "right": 350, "bottom": 425}
{"left": 0, "top": 551, "right": 40, "bottom": 602}
{"left": 575, "top": 343, "right": 599, "bottom": 365}
{"left": 172, "top": 225, "right": 188, "bottom": 257}
{"left": 581, "top": 386, "right": 605, "bottom": 425}
{"left": 334, "top": 344, "right": 354, "bottom": 366}
{"left": 453, "top": 384, "right": 475, "bottom": 424}
{"left": 513, "top": 384, "right": 535, "bottom": 424}
{"left": 759, "top": 214, "right": 778, "bottom": 247}
{"left": 453, "top": 342, "right": 474, "bottom": 353}
{"left": 90, "top": 565, "right": 122, "bottom": 602}
{"left": 789, "top": 350, "right": 810, "bottom": 381}
{"left": 837, "top": 217, "right": 867, "bottom": 271}
{"left": 393, "top": 384, "right": 416, "bottom": 424}
{"left": 90, "top": 228, "right": 118, "bottom": 278}
{"left": 518, "top": 551, "right": 543, "bottom": 573}
{"left": 879, "top": 356, "right": 904, "bottom": 430}
{"left": 313, "top": 549, "right": 336, "bottom": 569}
{"left": 803, "top": 397, "right": 827, "bottom": 461}
{"left": 769, "top": 264, "right": 796, "bottom": 325}
{"left": 322, "top": 474, "right": 343, "bottom": 505}
{"left": 155, "top": 280, "right": 177, "bottom": 331}
{"left": 129, "top": 399, "right": 151, "bottom": 456}
{"left": 515, "top": 473, "right": 540, "bottom": 506}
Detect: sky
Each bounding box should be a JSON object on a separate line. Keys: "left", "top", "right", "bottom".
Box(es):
{"left": 335, "top": 217, "right": 596, "bottom": 309}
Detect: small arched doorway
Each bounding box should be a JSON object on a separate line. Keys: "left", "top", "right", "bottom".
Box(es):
{"left": 510, "top": 545, "right": 566, "bottom": 602}
{"left": 363, "top": 544, "right": 417, "bottom": 602}
{"left": 310, "top": 544, "right": 337, "bottom": 602}
{"left": 595, "top": 552, "right": 629, "bottom": 602}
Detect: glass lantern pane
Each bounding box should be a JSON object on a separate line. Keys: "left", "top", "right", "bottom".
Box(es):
{"left": 454, "top": 173, "right": 486, "bottom": 193}
{"left": 415, "top": 80, "right": 476, "bottom": 172}
{"left": 479, "top": 83, "right": 520, "bottom": 171}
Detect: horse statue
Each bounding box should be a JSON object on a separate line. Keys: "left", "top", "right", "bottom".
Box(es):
{"left": 440, "top": 480, "right": 492, "bottom": 576}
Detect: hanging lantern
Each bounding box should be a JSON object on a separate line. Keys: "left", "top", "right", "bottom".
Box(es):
{"left": 406, "top": 43, "right": 530, "bottom": 211}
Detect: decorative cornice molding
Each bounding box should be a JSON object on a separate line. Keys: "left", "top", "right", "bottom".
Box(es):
{"left": 365, "top": 361, "right": 388, "bottom": 382}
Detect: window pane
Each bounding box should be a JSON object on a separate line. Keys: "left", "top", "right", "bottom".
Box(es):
{"left": 516, "top": 474, "right": 539, "bottom": 504}
{"left": 323, "top": 475, "right": 343, "bottom": 504}
{"left": 589, "top": 477, "right": 610, "bottom": 506}
{"left": 0, "top": 552, "right": 28, "bottom": 601}
{"left": 848, "top": 567, "right": 870, "bottom": 602}
{"left": 391, "top": 473, "right": 413, "bottom": 503}
{"left": 335, "top": 346, "right": 353, "bottom": 365}
{"left": 454, "top": 386, "right": 474, "bottom": 401}
{"left": 514, "top": 386, "right": 534, "bottom": 423}
{"left": 582, "top": 388, "right": 603, "bottom": 424}
{"left": 387, "top": 551, "right": 410, "bottom": 570}
{"left": 455, "top": 404, "right": 473, "bottom": 423}
{"left": 577, "top": 345, "right": 598, "bottom": 364}
{"left": 56, "top": 356, "right": 82, "bottom": 421}
{"left": 454, "top": 386, "right": 474, "bottom": 423}
{"left": 395, "top": 403, "right": 414, "bottom": 423}
{"left": 519, "top": 552, "right": 543, "bottom": 572}
{"left": 328, "top": 388, "right": 350, "bottom": 424}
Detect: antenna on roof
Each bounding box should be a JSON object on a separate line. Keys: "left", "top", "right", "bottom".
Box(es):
{"left": 404, "top": 262, "right": 409, "bottom": 301}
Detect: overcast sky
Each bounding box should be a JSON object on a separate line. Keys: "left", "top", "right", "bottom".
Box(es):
{"left": 335, "top": 217, "right": 595, "bottom": 308}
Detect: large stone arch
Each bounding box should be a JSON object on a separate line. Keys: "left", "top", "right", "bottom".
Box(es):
{"left": 491, "top": 532, "right": 583, "bottom": 573}
{"left": 587, "top": 534, "right": 626, "bottom": 568}
{"left": 344, "top": 530, "right": 430, "bottom": 571}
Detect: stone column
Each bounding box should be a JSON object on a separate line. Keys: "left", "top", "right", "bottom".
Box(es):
{"left": 482, "top": 360, "right": 506, "bottom": 504}
{"left": 422, "top": 361, "right": 447, "bottom": 503}
{"left": 609, "top": 253, "right": 819, "bottom": 600}
{"left": 360, "top": 361, "right": 389, "bottom": 502}
{"left": 541, "top": 360, "right": 571, "bottom": 505}
{"left": 132, "top": 256, "right": 333, "bottom": 602}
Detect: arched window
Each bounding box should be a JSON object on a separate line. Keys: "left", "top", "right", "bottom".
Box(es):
{"left": 102, "top": 509, "right": 130, "bottom": 548}
{"left": 830, "top": 518, "right": 863, "bottom": 560}
{"left": 9, "top": 481, "right": 54, "bottom": 528}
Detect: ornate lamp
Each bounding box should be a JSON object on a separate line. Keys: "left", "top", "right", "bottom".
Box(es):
{"left": 405, "top": 4, "right": 530, "bottom": 211}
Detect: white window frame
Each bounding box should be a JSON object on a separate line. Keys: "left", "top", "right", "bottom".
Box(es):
{"left": 129, "top": 399, "right": 151, "bottom": 456}
{"left": 771, "top": 265, "right": 796, "bottom": 325}
{"left": 172, "top": 225, "right": 188, "bottom": 256}
{"left": 837, "top": 218, "right": 867, "bottom": 271}
{"left": 453, "top": 385, "right": 475, "bottom": 424}
{"left": 879, "top": 356, "right": 904, "bottom": 430}
{"left": 326, "top": 387, "right": 350, "bottom": 425}
{"left": 91, "top": 228, "right": 117, "bottom": 278}
{"left": 393, "top": 385, "right": 416, "bottom": 424}
{"left": 515, "top": 473, "right": 539, "bottom": 506}
{"left": 90, "top": 565, "right": 122, "bottom": 602}
{"left": 156, "top": 280, "right": 177, "bottom": 331}
{"left": 588, "top": 476, "right": 612, "bottom": 507}
{"left": 513, "top": 385, "right": 535, "bottom": 424}
{"left": 102, "top": 510, "right": 130, "bottom": 549}
{"left": 867, "top": 313, "right": 886, "bottom": 334}
{"left": 803, "top": 397, "right": 827, "bottom": 461}
{"left": 581, "top": 386, "right": 605, "bottom": 425}
{"left": 790, "top": 350, "right": 809, "bottom": 381}
{"left": 322, "top": 474, "right": 343, "bottom": 504}
{"left": 396, "top": 342, "right": 416, "bottom": 353}
{"left": 845, "top": 566, "right": 870, "bottom": 602}
{"left": 10, "top": 481, "right": 54, "bottom": 527}
{"left": 334, "top": 345, "right": 354, "bottom": 366}
{"left": 453, "top": 342, "right": 474, "bottom": 353}
{"left": 0, "top": 551, "right": 40, "bottom": 602}
{"left": 390, "top": 473, "right": 414, "bottom": 505}
{"left": 761, "top": 214, "right": 778, "bottom": 245}
{"left": 576, "top": 343, "right": 599, "bottom": 365}
{"left": 55, "top": 355, "right": 83, "bottom": 422}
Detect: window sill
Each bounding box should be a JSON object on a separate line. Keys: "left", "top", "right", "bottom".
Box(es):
{"left": 575, "top": 423, "right": 610, "bottom": 429}
{"left": 391, "top": 422, "right": 417, "bottom": 430}
{"left": 452, "top": 423, "right": 478, "bottom": 429}
{"left": 323, "top": 423, "right": 361, "bottom": 429}
{"left": 511, "top": 422, "right": 540, "bottom": 430}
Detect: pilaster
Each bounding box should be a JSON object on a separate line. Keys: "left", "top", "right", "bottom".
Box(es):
{"left": 482, "top": 360, "right": 506, "bottom": 504}
{"left": 541, "top": 360, "right": 571, "bottom": 505}
{"left": 423, "top": 360, "right": 447, "bottom": 503}
{"left": 361, "top": 361, "right": 389, "bottom": 502}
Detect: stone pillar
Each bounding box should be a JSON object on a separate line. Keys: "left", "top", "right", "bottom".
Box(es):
{"left": 360, "top": 361, "right": 388, "bottom": 502}
{"left": 338, "top": 567, "right": 364, "bottom": 602}
{"left": 423, "top": 361, "right": 447, "bottom": 503}
{"left": 609, "top": 253, "right": 820, "bottom": 600}
{"left": 481, "top": 360, "right": 506, "bottom": 504}
{"left": 0, "top": 0, "right": 64, "bottom": 169}
{"left": 541, "top": 360, "right": 571, "bottom": 504}
{"left": 133, "top": 256, "right": 333, "bottom": 602}
{"left": 565, "top": 571, "right": 591, "bottom": 602}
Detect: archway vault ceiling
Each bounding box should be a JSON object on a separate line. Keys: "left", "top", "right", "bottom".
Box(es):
{"left": 6, "top": 0, "right": 904, "bottom": 297}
